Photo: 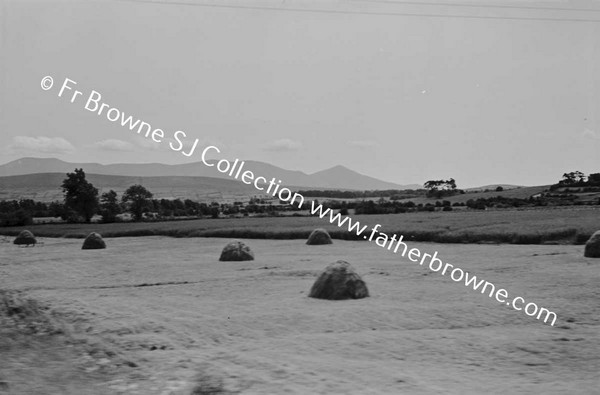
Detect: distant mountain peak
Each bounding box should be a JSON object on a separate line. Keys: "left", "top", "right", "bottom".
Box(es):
{"left": 311, "top": 164, "right": 354, "bottom": 175}
{"left": 0, "top": 157, "right": 418, "bottom": 191}
{"left": 328, "top": 164, "right": 350, "bottom": 170}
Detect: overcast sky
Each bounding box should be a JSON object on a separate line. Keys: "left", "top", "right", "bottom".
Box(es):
{"left": 1, "top": 0, "right": 599, "bottom": 188}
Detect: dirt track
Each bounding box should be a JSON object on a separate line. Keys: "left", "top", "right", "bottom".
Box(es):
{"left": 1, "top": 236, "right": 599, "bottom": 394}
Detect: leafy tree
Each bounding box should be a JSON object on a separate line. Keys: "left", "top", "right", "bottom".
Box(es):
{"left": 424, "top": 178, "right": 456, "bottom": 191}
{"left": 588, "top": 173, "right": 600, "bottom": 185}
{"left": 448, "top": 178, "right": 457, "bottom": 190}
{"left": 122, "top": 184, "right": 153, "bottom": 221}
{"left": 61, "top": 168, "right": 99, "bottom": 223}
{"left": 100, "top": 190, "right": 121, "bottom": 223}
{"left": 0, "top": 209, "right": 33, "bottom": 227}
{"left": 424, "top": 178, "right": 458, "bottom": 198}
{"left": 466, "top": 199, "right": 486, "bottom": 210}
{"left": 561, "top": 171, "right": 586, "bottom": 185}
{"left": 424, "top": 180, "right": 441, "bottom": 190}
{"left": 48, "top": 201, "right": 66, "bottom": 218}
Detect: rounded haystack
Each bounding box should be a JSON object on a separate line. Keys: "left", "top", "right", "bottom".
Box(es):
{"left": 309, "top": 260, "right": 369, "bottom": 300}
{"left": 13, "top": 230, "right": 36, "bottom": 246}
{"left": 306, "top": 228, "right": 333, "bottom": 245}
{"left": 219, "top": 240, "right": 254, "bottom": 261}
{"left": 82, "top": 232, "right": 106, "bottom": 250}
{"left": 584, "top": 230, "right": 600, "bottom": 258}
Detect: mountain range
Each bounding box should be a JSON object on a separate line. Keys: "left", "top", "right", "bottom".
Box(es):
{"left": 0, "top": 157, "right": 420, "bottom": 191}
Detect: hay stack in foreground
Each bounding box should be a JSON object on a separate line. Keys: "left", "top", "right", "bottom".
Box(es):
{"left": 309, "top": 260, "right": 369, "bottom": 300}
{"left": 306, "top": 228, "right": 333, "bottom": 245}
{"left": 584, "top": 230, "right": 600, "bottom": 258}
{"left": 82, "top": 232, "right": 106, "bottom": 250}
{"left": 219, "top": 240, "right": 254, "bottom": 261}
{"left": 14, "top": 230, "right": 36, "bottom": 246}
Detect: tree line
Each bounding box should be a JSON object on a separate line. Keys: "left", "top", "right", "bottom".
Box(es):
{"left": 0, "top": 168, "right": 301, "bottom": 226}
{"left": 2, "top": 169, "right": 599, "bottom": 226}
{"left": 61, "top": 168, "right": 160, "bottom": 223}
{"left": 0, "top": 169, "right": 218, "bottom": 226}
{"left": 296, "top": 189, "right": 424, "bottom": 200}
{"left": 551, "top": 171, "right": 600, "bottom": 190}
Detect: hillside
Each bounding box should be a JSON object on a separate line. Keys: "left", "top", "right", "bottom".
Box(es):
{"left": 0, "top": 158, "right": 419, "bottom": 191}
{"left": 397, "top": 185, "right": 551, "bottom": 205}
{"left": 0, "top": 170, "right": 557, "bottom": 205}
{"left": 0, "top": 173, "right": 263, "bottom": 203}
{"left": 465, "top": 184, "right": 523, "bottom": 192}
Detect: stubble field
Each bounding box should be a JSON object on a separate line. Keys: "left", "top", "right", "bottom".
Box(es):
{"left": 1, "top": 235, "right": 599, "bottom": 394}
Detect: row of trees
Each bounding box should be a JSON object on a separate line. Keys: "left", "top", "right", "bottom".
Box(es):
{"left": 0, "top": 168, "right": 304, "bottom": 226}
{"left": 300, "top": 179, "right": 462, "bottom": 200}
{"left": 423, "top": 178, "right": 463, "bottom": 198}
{"left": 296, "top": 189, "right": 423, "bottom": 200}
{"left": 3, "top": 169, "right": 599, "bottom": 226}
{"left": 0, "top": 195, "right": 221, "bottom": 226}
{"left": 553, "top": 171, "right": 600, "bottom": 189}
{"left": 298, "top": 179, "right": 463, "bottom": 201}
{"left": 309, "top": 197, "right": 454, "bottom": 215}
{"left": 0, "top": 199, "right": 62, "bottom": 217}
{"left": 62, "top": 169, "right": 154, "bottom": 222}
{"left": 59, "top": 169, "right": 298, "bottom": 223}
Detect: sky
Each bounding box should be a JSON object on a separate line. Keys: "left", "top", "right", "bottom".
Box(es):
{"left": 1, "top": 0, "right": 599, "bottom": 188}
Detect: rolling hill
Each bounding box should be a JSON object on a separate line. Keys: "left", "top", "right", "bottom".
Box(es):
{"left": 0, "top": 173, "right": 263, "bottom": 203}
{"left": 0, "top": 157, "right": 420, "bottom": 191}
{"left": 396, "top": 185, "right": 551, "bottom": 205}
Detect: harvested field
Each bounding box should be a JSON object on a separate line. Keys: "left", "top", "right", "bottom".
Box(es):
{"left": 1, "top": 236, "right": 598, "bottom": 394}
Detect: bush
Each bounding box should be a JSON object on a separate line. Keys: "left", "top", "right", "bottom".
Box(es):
{"left": 100, "top": 190, "right": 121, "bottom": 223}
{"left": 61, "top": 209, "right": 83, "bottom": 223}
{"left": 0, "top": 210, "right": 33, "bottom": 227}
{"left": 466, "top": 199, "right": 486, "bottom": 210}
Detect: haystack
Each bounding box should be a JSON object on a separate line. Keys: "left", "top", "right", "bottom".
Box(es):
{"left": 309, "top": 260, "right": 369, "bottom": 300}
{"left": 82, "top": 232, "right": 106, "bottom": 250}
{"left": 584, "top": 230, "right": 600, "bottom": 258}
{"left": 219, "top": 240, "right": 254, "bottom": 261}
{"left": 13, "top": 230, "right": 36, "bottom": 246}
{"left": 306, "top": 228, "right": 333, "bottom": 245}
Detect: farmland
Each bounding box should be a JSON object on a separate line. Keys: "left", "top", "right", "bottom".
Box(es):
{"left": 1, "top": 236, "right": 598, "bottom": 394}
{"left": 1, "top": 206, "right": 598, "bottom": 245}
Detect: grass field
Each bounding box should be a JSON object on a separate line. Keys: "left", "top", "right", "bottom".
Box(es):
{"left": 1, "top": 206, "right": 599, "bottom": 245}
{"left": 396, "top": 185, "right": 551, "bottom": 205}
